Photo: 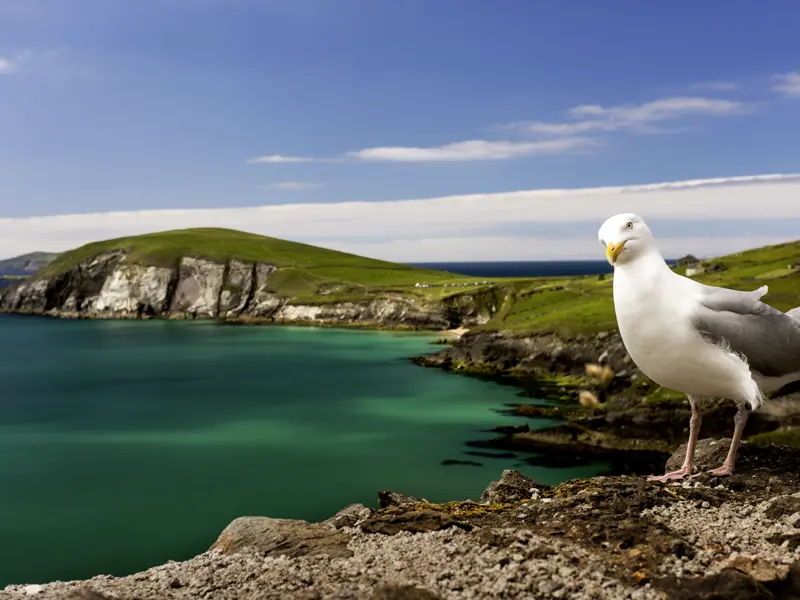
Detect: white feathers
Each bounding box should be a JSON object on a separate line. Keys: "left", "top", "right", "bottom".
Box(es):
{"left": 599, "top": 212, "right": 790, "bottom": 410}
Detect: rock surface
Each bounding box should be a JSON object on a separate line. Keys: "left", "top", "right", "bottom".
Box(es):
{"left": 480, "top": 469, "right": 549, "bottom": 504}
{"left": 6, "top": 441, "right": 800, "bottom": 599}
{"left": 169, "top": 257, "right": 226, "bottom": 317}
{"left": 91, "top": 264, "right": 173, "bottom": 315}
{"left": 210, "top": 517, "right": 353, "bottom": 559}
{"left": 322, "top": 504, "right": 374, "bottom": 530}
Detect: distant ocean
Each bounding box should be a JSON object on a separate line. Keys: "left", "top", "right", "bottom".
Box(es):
{"left": 410, "top": 260, "right": 614, "bottom": 278}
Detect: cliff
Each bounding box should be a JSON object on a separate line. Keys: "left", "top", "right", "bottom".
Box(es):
{"left": 0, "top": 252, "right": 487, "bottom": 329}
{"left": 5, "top": 440, "right": 800, "bottom": 599}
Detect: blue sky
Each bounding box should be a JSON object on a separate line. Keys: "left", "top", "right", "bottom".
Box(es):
{"left": 1, "top": 0, "right": 800, "bottom": 260}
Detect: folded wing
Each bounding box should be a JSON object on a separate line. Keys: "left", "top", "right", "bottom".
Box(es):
{"left": 691, "top": 284, "right": 800, "bottom": 378}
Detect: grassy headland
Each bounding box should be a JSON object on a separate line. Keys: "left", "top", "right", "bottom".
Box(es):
{"left": 30, "top": 227, "right": 496, "bottom": 305}
{"left": 469, "top": 239, "right": 800, "bottom": 337}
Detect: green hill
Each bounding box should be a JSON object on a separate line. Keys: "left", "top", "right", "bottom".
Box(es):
{"left": 34, "top": 227, "right": 483, "bottom": 303}
{"left": 0, "top": 251, "right": 59, "bottom": 275}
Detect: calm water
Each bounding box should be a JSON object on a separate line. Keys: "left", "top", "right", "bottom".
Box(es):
{"left": 0, "top": 315, "right": 614, "bottom": 587}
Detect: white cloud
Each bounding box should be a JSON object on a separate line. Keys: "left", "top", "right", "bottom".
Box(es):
{"left": 249, "top": 95, "right": 748, "bottom": 165}
{"left": 3, "top": 173, "right": 798, "bottom": 262}
{"left": 323, "top": 234, "right": 797, "bottom": 263}
{"left": 261, "top": 181, "right": 323, "bottom": 191}
{"left": 773, "top": 72, "right": 800, "bottom": 98}
{"left": 519, "top": 96, "right": 748, "bottom": 136}
{"left": 247, "top": 155, "right": 319, "bottom": 164}
{"left": 249, "top": 139, "right": 597, "bottom": 165}
{"left": 0, "top": 50, "right": 30, "bottom": 75}
{"left": 347, "top": 138, "right": 597, "bottom": 162}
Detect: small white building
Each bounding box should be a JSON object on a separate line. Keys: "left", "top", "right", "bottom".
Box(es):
{"left": 685, "top": 265, "right": 706, "bottom": 277}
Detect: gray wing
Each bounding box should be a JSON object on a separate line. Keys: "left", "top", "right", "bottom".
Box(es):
{"left": 691, "top": 284, "right": 800, "bottom": 378}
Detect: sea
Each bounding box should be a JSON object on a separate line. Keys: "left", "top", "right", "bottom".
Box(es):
{"left": 0, "top": 261, "right": 621, "bottom": 588}
{"left": 410, "top": 260, "right": 614, "bottom": 278}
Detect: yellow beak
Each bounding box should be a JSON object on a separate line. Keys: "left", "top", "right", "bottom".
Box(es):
{"left": 605, "top": 241, "right": 625, "bottom": 265}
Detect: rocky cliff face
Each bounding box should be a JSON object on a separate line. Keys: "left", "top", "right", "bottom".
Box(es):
{"left": 0, "top": 252, "right": 483, "bottom": 329}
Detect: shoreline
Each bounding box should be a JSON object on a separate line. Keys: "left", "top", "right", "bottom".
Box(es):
{"left": 0, "top": 309, "right": 469, "bottom": 339}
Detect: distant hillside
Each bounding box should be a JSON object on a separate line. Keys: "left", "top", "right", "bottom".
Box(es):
{"left": 0, "top": 228, "right": 494, "bottom": 328}
{"left": 0, "top": 251, "right": 59, "bottom": 276}
{"left": 34, "top": 227, "right": 471, "bottom": 299}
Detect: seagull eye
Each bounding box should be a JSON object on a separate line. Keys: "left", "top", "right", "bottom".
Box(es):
{"left": 625, "top": 221, "right": 633, "bottom": 230}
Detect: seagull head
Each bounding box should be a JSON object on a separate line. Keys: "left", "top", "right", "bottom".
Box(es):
{"left": 597, "top": 213, "right": 657, "bottom": 266}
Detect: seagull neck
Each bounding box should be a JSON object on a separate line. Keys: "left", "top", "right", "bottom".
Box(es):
{"left": 620, "top": 246, "right": 673, "bottom": 279}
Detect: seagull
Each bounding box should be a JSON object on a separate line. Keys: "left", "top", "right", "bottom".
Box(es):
{"left": 598, "top": 213, "right": 800, "bottom": 481}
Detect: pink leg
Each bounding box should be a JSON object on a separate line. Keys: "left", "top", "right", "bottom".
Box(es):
{"left": 648, "top": 395, "right": 701, "bottom": 483}
{"left": 707, "top": 404, "right": 748, "bottom": 477}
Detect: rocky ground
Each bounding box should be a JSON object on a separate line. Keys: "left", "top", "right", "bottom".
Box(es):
{"left": 415, "top": 330, "right": 800, "bottom": 461}
{"left": 5, "top": 439, "right": 800, "bottom": 600}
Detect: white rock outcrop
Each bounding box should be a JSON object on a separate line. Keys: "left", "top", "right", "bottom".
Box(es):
{"left": 90, "top": 265, "right": 173, "bottom": 314}
{"left": 170, "top": 257, "right": 226, "bottom": 317}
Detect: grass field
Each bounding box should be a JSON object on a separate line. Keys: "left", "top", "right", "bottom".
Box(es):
{"left": 30, "top": 228, "right": 800, "bottom": 336}
{"left": 472, "top": 239, "right": 800, "bottom": 336}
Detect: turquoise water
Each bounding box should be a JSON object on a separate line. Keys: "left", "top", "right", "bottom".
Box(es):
{"left": 0, "top": 315, "right": 606, "bottom": 587}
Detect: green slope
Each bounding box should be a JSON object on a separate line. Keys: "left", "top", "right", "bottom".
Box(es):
{"left": 0, "top": 251, "right": 60, "bottom": 275}
{"left": 34, "top": 228, "right": 487, "bottom": 303}
{"left": 475, "top": 239, "right": 800, "bottom": 336}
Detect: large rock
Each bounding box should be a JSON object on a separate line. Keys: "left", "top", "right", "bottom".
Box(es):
{"left": 480, "top": 469, "right": 549, "bottom": 504}
{"left": 219, "top": 260, "right": 254, "bottom": 318}
{"left": 1, "top": 252, "right": 127, "bottom": 314}
{"left": 665, "top": 438, "right": 734, "bottom": 473}
{"left": 2, "top": 279, "right": 48, "bottom": 312}
{"left": 169, "top": 257, "right": 225, "bottom": 318}
{"left": 246, "top": 263, "right": 281, "bottom": 317}
{"left": 89, "top": 264, "right": 173, "bottom": 315}
{"left": 322, "top": 503, "right": 374, "bottom": 529}
{"left": 377, "top": 490, "right": 427, "bottom": 509}
{"left": 210, "top": 516, "right": 353, "bottom": 558}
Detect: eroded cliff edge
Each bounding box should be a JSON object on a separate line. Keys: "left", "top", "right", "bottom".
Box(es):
{"left": 0, "top": 252, "right": 486, "bottom": 329}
